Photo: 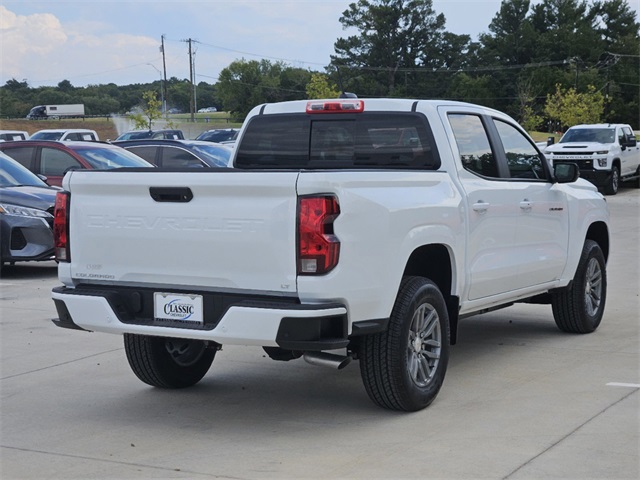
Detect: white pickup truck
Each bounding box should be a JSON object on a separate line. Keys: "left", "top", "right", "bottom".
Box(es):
{"left": 51, "top": 98, "right": 610, "bottom": 411}
{"left": 544, "top": 123, "right": 640, "bottom": 195}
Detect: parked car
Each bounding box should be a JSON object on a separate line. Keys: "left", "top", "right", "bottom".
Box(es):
{"left": 114, "top": 129, "right": 185, "bottom": 141}
{"left": 197, "top": 107, "right": 217, "bottom": 113}
{"left": 0, "top": 130, "right": 29, "bottom": 141}
{"left": 30, "top": 129, "right": 99, "bottom": 142}
{"left": 0, "top": 140, "right": 153, "bottom": 187}
{"left": 0, "top": 152, "right": 58, "bottom": 271}
{"left": 112, "top": 139, "right": 232, "bottom": 168}
{"left": 195, "top": 128, "right": 239, "bottom": 143}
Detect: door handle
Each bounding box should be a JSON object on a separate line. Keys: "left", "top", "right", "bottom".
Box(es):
{"left": 520, "top": 199, "right": 533, "bottom": 211}
{"left": 473, "top": 201, "right": 490, "bottom": 213}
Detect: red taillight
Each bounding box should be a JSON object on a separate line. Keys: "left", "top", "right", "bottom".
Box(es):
{"left": 298, "top": 195, "right": 340, "bottom": 275}
{"left": 53, "top": 191, "right": 70, "bottom": 262}
{"left": 306, "top": 100, "right": 364, "bottom": 113}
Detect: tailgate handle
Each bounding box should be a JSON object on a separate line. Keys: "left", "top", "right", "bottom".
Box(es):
{"left": 149, "top": 187, "right": 193, "bottom": 203}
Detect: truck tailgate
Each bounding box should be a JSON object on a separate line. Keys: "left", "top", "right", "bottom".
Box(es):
{"left": 65, "top": 170, "right": 299, "bottom": 294}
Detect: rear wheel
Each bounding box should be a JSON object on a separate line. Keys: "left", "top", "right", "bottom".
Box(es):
{"left": 124, "top": 334, "right": 216, "bottom": 388}
{"left": 551, "top": 240, "right": 606, "bottom": 333}
{"left": 359, "top": 276, "right": 450, "bottom": 411}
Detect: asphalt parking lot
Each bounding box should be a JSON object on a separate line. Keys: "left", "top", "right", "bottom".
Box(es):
{"left": 1, "top": 187, "right": 638, "bottom": 480}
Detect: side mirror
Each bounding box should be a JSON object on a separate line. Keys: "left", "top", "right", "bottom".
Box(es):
{"left": 623, "top": 137, "right": 637, "bottom": 148}
{"left": 554, "top": 163, "right": 579, "bottom": 184}
{"left": 546, "top": 136, "right": 555, "bottom": 146}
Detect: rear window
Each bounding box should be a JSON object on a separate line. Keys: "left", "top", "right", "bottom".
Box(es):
{"left": 235, "top": 113, "right": 440, "bottom": 170}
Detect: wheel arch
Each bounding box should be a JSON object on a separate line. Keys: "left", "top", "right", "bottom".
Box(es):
{"left": 611, "top": 158, "right": 621, "bottom": 170}
{"left": 401, "top": 244, "right": 460, "bottom": 345}
{"left": 586, "top": 221, "right": 609, "bottom": 262}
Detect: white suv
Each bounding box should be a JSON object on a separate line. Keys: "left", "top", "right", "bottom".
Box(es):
{"left": 30, "top": 129, "right": 99, "bottom": 142}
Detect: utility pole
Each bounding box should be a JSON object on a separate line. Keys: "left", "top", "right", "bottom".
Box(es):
{"left": 187, "top": 38, "right": 195, "bottom": 122}
{"left": 161, "top": 34, "right": 168, "bottom": 117}
{"left": 193, "top": 49, "right": 198, "bottom": 114}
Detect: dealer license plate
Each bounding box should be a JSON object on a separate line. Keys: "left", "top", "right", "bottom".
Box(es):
{"left": 154, "top": 292, "right": 204, "bottom": 325}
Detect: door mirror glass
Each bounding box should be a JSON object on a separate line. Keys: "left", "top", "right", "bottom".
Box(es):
{"left": 554, "top": 163, "right": 579, "bottom": 183}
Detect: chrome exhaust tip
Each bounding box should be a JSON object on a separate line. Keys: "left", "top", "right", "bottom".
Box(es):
{"left": 303, "top": 351, "right": 352, "bottom": 370}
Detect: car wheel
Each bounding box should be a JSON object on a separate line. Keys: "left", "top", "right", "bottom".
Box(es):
{"left": 359, "top": 276, "right": 450, "bottom": 411}
{"left": 603, "top": 165, "right": 619, "bottom": 195}
{"left": 551, "top": 239, "right": 606, "bottom": 333}
{"left": 124, "top": 334, "right": 216, "bottom": 388}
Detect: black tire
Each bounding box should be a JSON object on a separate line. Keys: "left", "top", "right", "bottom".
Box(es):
{"left": 359, "top": 276, "right": 450, "bottom": 411}
{"left": 603, "top": 165, "right": 619, "bottom": 195}
{"left": 124, "top": 334, "right": 216, "bottom": 388}
{"left": 551, "top": 240, "right": 606, "bottom": 333}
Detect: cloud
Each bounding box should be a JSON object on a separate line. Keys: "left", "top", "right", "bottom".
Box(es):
{"left": 0, "top": 6, "right": 162, "bottom": 86}
{"left": 0, "top": 6, "right": 67, "bottom": 61}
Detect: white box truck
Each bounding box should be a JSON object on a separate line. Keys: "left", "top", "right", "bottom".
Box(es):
{"left": 26, "top": 104, "right": 85, "bottom": 119}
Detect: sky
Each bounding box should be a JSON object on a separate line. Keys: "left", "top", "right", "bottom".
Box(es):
{"left": 1, "top": 1, "right": 638, "bottom": 89}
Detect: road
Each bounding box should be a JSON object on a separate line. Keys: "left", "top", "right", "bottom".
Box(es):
{"left": 1, "top": 187, "right": 638, "bottom": 480}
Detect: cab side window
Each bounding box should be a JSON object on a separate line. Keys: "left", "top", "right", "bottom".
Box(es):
{"left": 40, "top": 147, "right": 82, "bottom": 176}
{"left": 448, "top": 114, "right": 499, "bottom": 178}
{"left": 1, "top": 147, "right": 35, "bottom": 169}
{"left": 161, "top": 147, "right": 202, "bottom": 168}
{"left": 126, "top": 146, "right": 158, "bottom": 165}
{"left": 493, "top": 119, "right": 548, "bottom": 180}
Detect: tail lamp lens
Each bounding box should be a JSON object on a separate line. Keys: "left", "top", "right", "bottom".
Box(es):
{"left": 298, "top": 196, "right": 340, "bottom": 275}
{"left": 53, "top": 192, "right": 70, "bottom": 262}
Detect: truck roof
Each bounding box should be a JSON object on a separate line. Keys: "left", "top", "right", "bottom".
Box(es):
{"left": 254, "top": 98, "right": 506, "bottom": 117}
{"left": 567, "top": 124, "right": 628, "bottom": 129}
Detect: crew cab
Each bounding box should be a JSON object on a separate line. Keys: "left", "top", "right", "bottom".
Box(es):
{"left": 51, "top": 98, "right": 610, "bottom": 411}
{"left": 544, "top": 123, "right": 640, "bottom": 195}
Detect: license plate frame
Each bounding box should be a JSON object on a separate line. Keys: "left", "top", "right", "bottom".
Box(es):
{"left": 153, "top": 292, "right": 204, "bottom": 326}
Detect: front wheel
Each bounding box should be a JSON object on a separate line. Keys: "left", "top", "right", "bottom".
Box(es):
{"left": 603, "top": 165, "right": 619, "bottom": 195}
{"left": 551, "top": 240, "right": 607, "bottom": 333}
{"left": 359, "top": 276, "right": 450, "bottom": 411}
{"left": 124, "top": 334, "right": 216, "bottom": 388}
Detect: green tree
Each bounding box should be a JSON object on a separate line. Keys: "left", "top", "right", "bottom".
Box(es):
{"left": 306, "top": 73, "right": 341, "bottom": 99}
{"left": 217, "top": 60, "right": 310, "bottom": 120}
{"left": 130, "top": 90, "right": 162, "bottom": 130}
{"left": 446, "top": 73, "right": 495, "bottom": 107}
{"left": 331, "top": 0, "right": 469, "bottom": 96}
{"left": 479, "top": 0, "right": 536, "bottom": 66}
{"left": 544, "top": 84, "right": 604, "bottom": 128}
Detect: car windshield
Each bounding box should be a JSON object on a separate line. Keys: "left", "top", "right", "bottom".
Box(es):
{"left": 72, "top": 147, "right": 153, "bottom": 169}
{"left": 190, "top": 144, "right": 232, "bottom": 167}
{"left": 196, "top": 130, "right": 238, "bottom": 142}
{"left": 116, "top": 131, "right": 152, "bottom": 141}
{"left": 30, "top": 131, "right": 64, "bottom": 140}
{"left": 0, "top": 154, "right": 49, "bottom": 187}
{"left": 559, "top": 128, "right": 615, "bottom": 144}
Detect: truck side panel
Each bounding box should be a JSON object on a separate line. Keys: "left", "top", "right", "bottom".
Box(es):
{"left": 296, "top": 170, "right": 464, "bottom": 327}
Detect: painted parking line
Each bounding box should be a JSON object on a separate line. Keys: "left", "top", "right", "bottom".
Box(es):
{"left": 607, "top": 382, "right": 640, "bottom": 388}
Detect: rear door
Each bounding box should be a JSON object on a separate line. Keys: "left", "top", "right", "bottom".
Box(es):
{"left": 38, "top": 146, "right": 85, "bottom": 187}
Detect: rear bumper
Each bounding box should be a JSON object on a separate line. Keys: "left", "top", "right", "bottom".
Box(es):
{"left": 51, "top": 286, "right": 349, "bottom": 351}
